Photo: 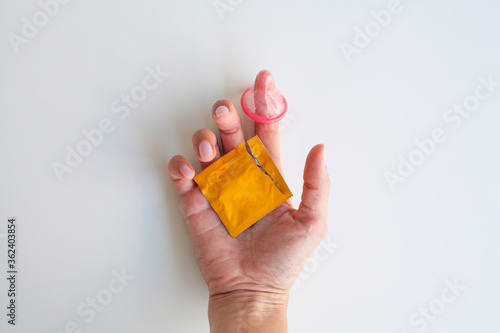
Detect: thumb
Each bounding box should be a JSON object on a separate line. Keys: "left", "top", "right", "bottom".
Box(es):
{"left": 295, "top": 144, "right": 330, "bottom": 235}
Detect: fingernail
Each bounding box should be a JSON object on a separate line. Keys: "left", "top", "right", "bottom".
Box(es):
{"left": 199, "top": 140, "right": 213, "bottom": 160}
{"left": 179, "top": 163, "right": 194, "bottom": 178}
{"left": 215, "top": 105, "right": 230, "bottom": 117}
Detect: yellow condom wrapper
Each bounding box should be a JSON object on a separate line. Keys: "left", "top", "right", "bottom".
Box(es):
{"left": 194, "top": 136, "right": 292, "bottom": 238}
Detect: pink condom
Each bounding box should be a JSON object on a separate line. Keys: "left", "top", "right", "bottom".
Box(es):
{"left": 240, "top": 70, "right": 287, "bottom": 124}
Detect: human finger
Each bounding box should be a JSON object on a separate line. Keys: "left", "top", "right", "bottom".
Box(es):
{"left": 167, "top": 155, "right": 197, "bottom": 196}
{"left": 211, "top": 100, "right": 245, "bottom": 154}
{"left": 254, "top": 70, "right": 281, "bottom": 169}
{"left": 192, "top": 129, "right": 221, "bottom": 169}
{"left": 294, "top": 144, "right": 330, "bottom": 240}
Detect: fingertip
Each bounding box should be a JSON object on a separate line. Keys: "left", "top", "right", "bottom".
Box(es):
{"left": 254, "top": 70, "right": 275, "bottom": 92}
{"left": 212, "top": 100, "right": 233, "bottom": 119}
{"left": 303, "top": 143, "right": 330, "bottom": 193}
{"left": 214, "top": 105, "right": 230, "bottom": 117}
{"left": 168, "top": 155, "right": 198, "bottom": 195}
{"left": 167, "top": 154, "right": 181, "bottom": 173}
{"left": 179, "top": 163, "right": 195, "bottom": 179}
{"left": 192, "top": 129, "right": 218, "bottom": 162}
{"left": 198, "top": 140, "right": 215, "bottom": 161}
{"left": 258, "top": 69, "right": 272, "bottom": 76}
{"left": 168, "top": 155, "right": 193, "bottom": 180}
{"left": 307, "top": 144, "right": 326, "bottom": 165}
{"left": 310, "top": 144, "right": 327, "bottom": 167}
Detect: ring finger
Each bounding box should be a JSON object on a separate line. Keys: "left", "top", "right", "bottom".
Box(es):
{"left": 192, "top": 129, "right": 221, "bottom": 170}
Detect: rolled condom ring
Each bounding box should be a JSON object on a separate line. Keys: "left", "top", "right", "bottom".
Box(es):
{"left": 241, "top": 70, "right": 287, "bottom": 124}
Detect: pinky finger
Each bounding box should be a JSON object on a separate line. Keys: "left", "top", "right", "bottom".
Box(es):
{"left": 168, "top": 155, "right": 197, "bottom": 196}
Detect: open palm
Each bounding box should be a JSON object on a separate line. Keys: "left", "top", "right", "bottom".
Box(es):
{"left": 168, "top": 71, "right": 330, "bottom": 299}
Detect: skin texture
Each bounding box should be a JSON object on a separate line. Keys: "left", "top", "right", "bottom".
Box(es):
{"left": 168, "top": 70, "right": 330, "bottom": 332}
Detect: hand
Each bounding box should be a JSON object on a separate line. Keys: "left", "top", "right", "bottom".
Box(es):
{"left": 168, "top": 70, "right": 330, "bottom": 332}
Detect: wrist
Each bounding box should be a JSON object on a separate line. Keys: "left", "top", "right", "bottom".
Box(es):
{"left": 208, "top": 289, "right": 289, "bottom": 333}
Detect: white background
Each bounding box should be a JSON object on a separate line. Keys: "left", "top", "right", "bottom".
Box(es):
{"left": 1, "top": 0, "right": 499, "bottom": 332}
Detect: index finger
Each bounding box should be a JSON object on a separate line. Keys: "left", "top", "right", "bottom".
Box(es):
{"left": 254, "top": 70, "right": 282, "bottom": 170}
